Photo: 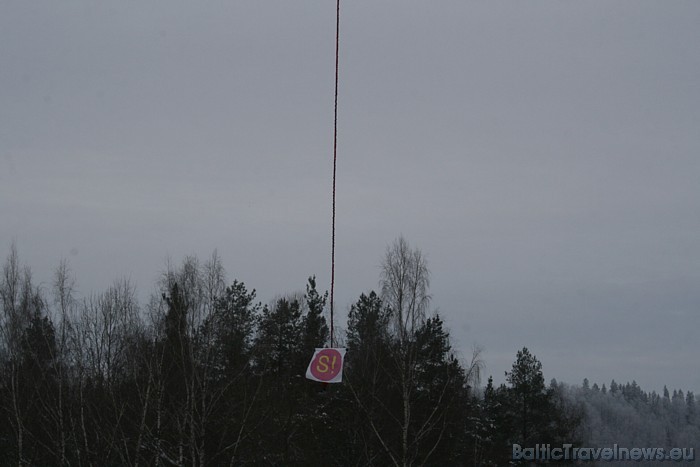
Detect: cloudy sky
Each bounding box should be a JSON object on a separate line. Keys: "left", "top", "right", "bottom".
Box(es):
{"left": 2, "top": 1, "right": 698, "bottom": 393}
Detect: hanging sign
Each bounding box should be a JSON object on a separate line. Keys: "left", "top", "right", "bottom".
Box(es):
{"left": 305, "top": 348, "right": 346, "bottom": 383}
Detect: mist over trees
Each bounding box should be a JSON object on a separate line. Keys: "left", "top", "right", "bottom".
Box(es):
{"left": 562, "top": 379, "right": 700, "bottom": 466}
{"left": 0, "top": 239, "right": 696, "bottom": 466}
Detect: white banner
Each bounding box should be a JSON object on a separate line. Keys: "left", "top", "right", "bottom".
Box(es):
{"left": 305, "top": 348, "right": 346, "bottom": 383}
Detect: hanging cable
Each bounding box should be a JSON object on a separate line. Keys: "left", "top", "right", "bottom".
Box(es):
{"left": 330, "top": 0, "right": 340, "bottom": 348}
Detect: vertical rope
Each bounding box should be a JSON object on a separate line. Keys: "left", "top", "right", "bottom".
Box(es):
{"left": 330, "top": 0, "right": 340, "bottom": 348}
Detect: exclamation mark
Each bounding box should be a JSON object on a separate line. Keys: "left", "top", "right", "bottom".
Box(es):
{"left": 331, "top": 355, "right": 337, "bottom": 371}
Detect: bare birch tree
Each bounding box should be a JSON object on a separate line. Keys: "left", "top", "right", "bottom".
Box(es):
{"left": 49, "top": 259, "right": 77, "bottom": 465}
{"left": 379, "top": 237, "right": 429, "bottom": 466}
{"left": 376, "top": 236, "right": 480, "bottom": 466}
{"left": 380, "top": 236, "right": 430, "bottom": 344}
{"left": 0, "top": 244, "right": 57, "bottom": 466}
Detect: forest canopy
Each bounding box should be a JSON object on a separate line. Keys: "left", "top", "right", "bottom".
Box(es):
{"left": 0, "top": 239, "right": 697, "bottom": 466}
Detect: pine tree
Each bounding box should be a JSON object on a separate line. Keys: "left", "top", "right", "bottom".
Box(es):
{"left": 252, "top": 297, "right": 306, "bottom": 463}
{"left": 686, "top": 392, "right": 697, "bottom": 426}
{"left": 207, "top": 280, "right": 260, "bottom": 378}
{"left": 301, "top": 276, "right": 329, "bottom": 356}
{"left": 343, "top": 292, "right": 396, "bottom": 465}
{"left": 506, "top": 347, "right": 548, "bottom": 443}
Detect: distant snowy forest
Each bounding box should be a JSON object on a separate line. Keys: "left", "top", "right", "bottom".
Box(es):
{"left": 0, "top": 239, "right": 697, "bottom": 466}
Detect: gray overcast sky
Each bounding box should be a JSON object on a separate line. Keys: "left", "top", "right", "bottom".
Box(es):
{"left": 1, "top": 1, "right": 699, "bottom": 393}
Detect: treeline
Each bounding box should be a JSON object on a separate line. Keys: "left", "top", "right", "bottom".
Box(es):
{"left": 0, "top": 238, "right": 587, "bottom": 465}
{"left": 559, "top": 378, "right": 700, "bottom": 465}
